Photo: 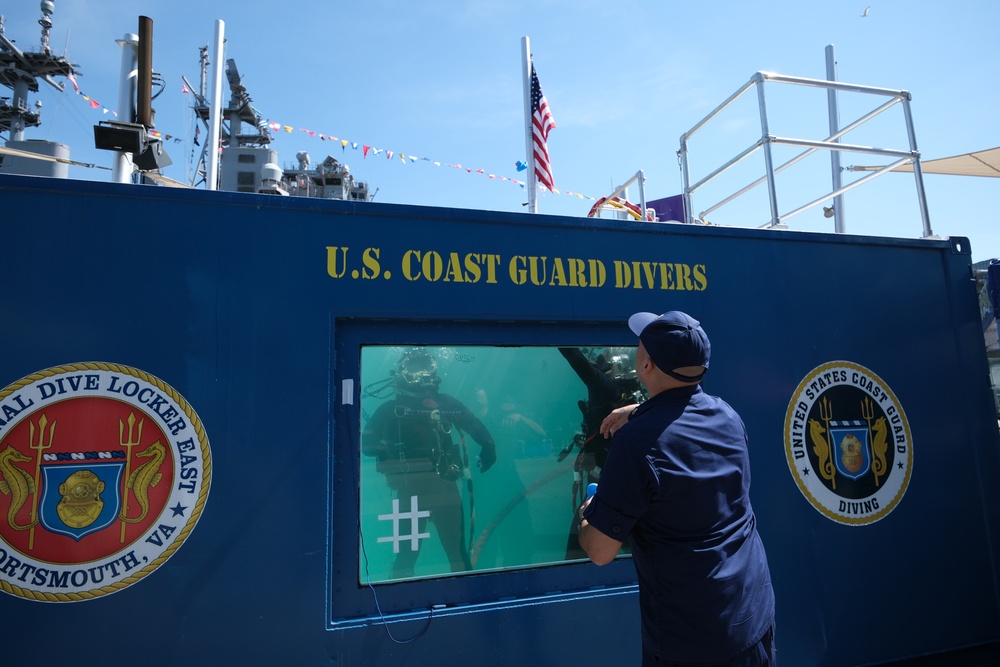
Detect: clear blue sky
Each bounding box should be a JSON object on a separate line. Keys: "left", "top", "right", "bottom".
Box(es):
{"left": 4, "top": 0, "right": 998, "bottom": 260}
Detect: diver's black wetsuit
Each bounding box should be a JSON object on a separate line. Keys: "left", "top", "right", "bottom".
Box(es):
{"left": 363, "top": 391, "right": 496, "bottom": 578}
{"left": 559, "top": 347, "right": 635, "bottom": 559}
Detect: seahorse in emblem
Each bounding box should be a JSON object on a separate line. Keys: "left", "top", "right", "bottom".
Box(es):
{"left": 119, "top": 441, "right": 165, "bottom": 523}
{"left": 808, "top": 419, "right": 836, "bottom": 489}
{"left": 871, "top": 416, "right": 888, "bottom": 484}
{"left": 0, "top": 445, "right": 38, "bottom": 531}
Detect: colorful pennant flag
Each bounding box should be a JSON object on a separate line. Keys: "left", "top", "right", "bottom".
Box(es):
{"left": 61, "top": 70, "right": 594, "bottom": 200}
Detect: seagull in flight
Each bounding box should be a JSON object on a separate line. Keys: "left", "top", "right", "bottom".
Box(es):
{"left": 861, "top": 5, "right": 871, "bottom": 16}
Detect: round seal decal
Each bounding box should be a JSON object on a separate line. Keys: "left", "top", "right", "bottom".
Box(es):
{"left": 0, "top": 363, "right": 211, "bottom": 601}
{"left": 784, "top": 361, "right": 912, "bottom": 525}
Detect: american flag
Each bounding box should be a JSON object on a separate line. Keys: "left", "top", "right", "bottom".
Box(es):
{"left": 530, "top": 64, "right": 556, "bottom": 191}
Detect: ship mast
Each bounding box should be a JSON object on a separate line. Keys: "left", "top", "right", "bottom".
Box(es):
{"left": 0, "top": 0, "right": 79, "bottom": 142}
{"left": 186, "top": 47, "right": 272, "bottom": 188}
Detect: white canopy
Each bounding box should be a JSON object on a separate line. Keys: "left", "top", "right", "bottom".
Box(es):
{"left": 851, "top": 146, "right": 1000, "bottom": 178}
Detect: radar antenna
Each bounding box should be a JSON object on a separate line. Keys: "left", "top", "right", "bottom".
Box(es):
{"left": 0, "top": 0, "right": 80, "bottom": 142}
{"left": 188, "top": 50, "right": 272, "bottom": 188}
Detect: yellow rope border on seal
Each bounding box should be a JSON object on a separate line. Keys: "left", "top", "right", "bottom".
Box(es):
{"left": 0, "top": 361, "right": 212, "bottom": 602}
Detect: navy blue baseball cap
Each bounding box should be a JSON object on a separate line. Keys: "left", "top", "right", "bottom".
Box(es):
{"left": 628, "top": 311, "right": 710, "bottom": 382}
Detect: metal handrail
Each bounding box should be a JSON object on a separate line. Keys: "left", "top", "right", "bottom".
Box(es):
{"left": 697, "top": 96, "right": 903, "bottom": 220}
{"left": 678, "top": 68, "right": 933, "bottom": 237}
{"left": 592, "top": 169, "right": 648, "bottom": 220}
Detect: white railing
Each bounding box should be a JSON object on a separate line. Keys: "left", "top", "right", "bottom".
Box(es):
{"left": 678, "top": 69, "right": 933, "bottom": 237}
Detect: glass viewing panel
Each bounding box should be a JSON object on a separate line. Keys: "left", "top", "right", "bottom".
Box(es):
{"left": 358, "top": 344, "right": 644, "bottom": 584}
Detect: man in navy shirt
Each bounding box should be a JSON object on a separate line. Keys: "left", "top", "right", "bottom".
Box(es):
{"left": 579, "top": 311, "right": 775, "bottom": 666}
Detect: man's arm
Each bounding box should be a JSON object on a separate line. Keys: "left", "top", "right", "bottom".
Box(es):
{"left": 448, "top": 395, "right": 497, "bottom": 472}
{"left": 577, "top": 498, "right": 624, "bottom": 566}
{"left": 503, "top": 412, "right": 547, "bottom": 438}
{"left": 599, "top": 404, "right": 638, "bottom": 439}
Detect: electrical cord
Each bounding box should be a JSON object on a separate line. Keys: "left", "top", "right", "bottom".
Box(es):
{"left": 347, "top": 392, "right": 438, "bottom": 644}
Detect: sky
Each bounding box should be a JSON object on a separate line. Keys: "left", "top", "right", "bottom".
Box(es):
{"left": 2, "top": 0, "right": 998, "bottom": 261}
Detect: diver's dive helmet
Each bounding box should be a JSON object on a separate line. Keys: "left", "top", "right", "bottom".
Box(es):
{"left": 585, "top": 347, "right": 633, "bottom": 382}
{"left": 604, "top": 347, "right": 635, "bottom": 381}
{"left": 393, "top": 349, "right": 441, "bottom": 396}
{"left": 590, "top": 346, "right": 646, "bottom": 403}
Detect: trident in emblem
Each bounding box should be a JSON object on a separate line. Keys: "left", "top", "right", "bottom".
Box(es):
{"left": 816, "top": 397, "right": 837, "bottom": 490}
{"left": 118, "top": 412, "right": 142, "bottom": 544}
{"left": 860, "top": 397, "right": 878, "bottom": 488}
{"left": 28, "top": 413, "right": 56, "bottom": 550}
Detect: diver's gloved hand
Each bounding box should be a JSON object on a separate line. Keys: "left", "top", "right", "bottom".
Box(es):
{"left": 478, "top": 445, "right": 497, "bottom": 473}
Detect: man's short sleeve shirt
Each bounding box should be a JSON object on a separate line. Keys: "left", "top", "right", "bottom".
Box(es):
{"left": 582, "top": 385, "right": 774, "bottom": 663}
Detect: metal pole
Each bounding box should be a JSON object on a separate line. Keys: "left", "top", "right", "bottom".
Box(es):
{"left": 826, "top": 45, "right": 845, "bottom": 233}
{"left": 638, "top": 170, "right": 647, "bottom": 220}
{"left": 112, "top": 34, "right": 138, "bottom": 184}
{"left": 754, "top": 74, "right": 780, "bottom": 227}
{"left": 679, "top": 139, "right": 692, "bottom": 223}
{"left": 682, "top": 75, "right": 757, "bottom": 142}
{"left": 901, "top": 94, "right": 933, "bottom": 237}
{"left": 137, "top": 17, "right": 153, "bottom": 128}
{"left": 521, "top": 36, "right": 536, "bottom": 213}
{"left": 698, "top": 96, "right": 902, "bottom": 220}
{"left": 206, "top": 20, "right": 225, "bottom": 191}
{"left": 0, "top": 25, "right": 29, "bottom": 141}
{"left": 776, "top": 157, "right": 912, "bottom": 226}
{"left": 760, "top": 71, "right": 907, "bottom": 98}
{"left": 10, "top": 80, "right": 28, "bottom": 142}
{"left": 198, "top": 46, "right": 208, "bottom": 99}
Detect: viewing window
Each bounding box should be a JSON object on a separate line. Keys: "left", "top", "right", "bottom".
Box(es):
{"left": 357, "top": 344, "right": 643, "bottom": 585}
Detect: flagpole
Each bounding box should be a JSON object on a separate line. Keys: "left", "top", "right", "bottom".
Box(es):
{"left": 521, "top": 36, "right": 537, "bottom": 213}
{"left": 206, "top": 19, "right": 225, "bottom": 191}
{"left": 112, "top": 33, "right": 138, "bottom": 184}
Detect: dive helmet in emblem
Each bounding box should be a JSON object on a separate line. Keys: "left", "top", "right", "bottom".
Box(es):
{"left": 784, "top": 361, "right": 912, "bottom": 525}
{"left": 0, "top": 363, "right": 211, "bottom": 602}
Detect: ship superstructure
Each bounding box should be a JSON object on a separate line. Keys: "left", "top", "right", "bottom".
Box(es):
{"left": 0, "top": 0, "right": 78, "bottom": 176}
{"left": 188, "top": 49, "right": 370, "bottom": 200}
{"left": 279, "top": 151, "right": 370, "bottom": 200}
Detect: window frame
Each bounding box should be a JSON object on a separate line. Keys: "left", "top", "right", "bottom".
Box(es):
{"left": 328, "top": 317, "right": 639, "bottom": 627}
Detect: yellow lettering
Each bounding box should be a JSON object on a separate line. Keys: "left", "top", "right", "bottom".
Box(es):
{"left": 509, "top": 256, "right": 527, "bottom": 285}
{"left": 676, "top": 263, "right": 692, "bottom": 290}
{"left": 463, "top": 253, "right": 482, "bottom": 283}
{"left": 630, "top": 261, "right": 643, "bottom": 288}
{"left": 483, "top": 254, "right": 500, "bottom": 284}
{"left": 386, "top": 248, "right": 698, "bottom": 291}
{"left": 614, "top": 260, "right": 628, "bottom": 287}
{"left": 590, "top": 259, "right": 606, "bottom": 287}
{"left": 693, "top": 264, "right": 707, "bottom": 290}
{"left": 422, "top": 251, "right": 444, "bottom": 281}
{"left": 567, "top": 258, "right": 586, "bottom": 287}
{"left": 658, "top": 263, "right": 675, "bottom": 290}
{"left": 529, "top": 257, "right": 548, "bottom": 285}
{"left": 401, "top": 250, "right": 421, "bottom": 281}
{"left": 326, "top": 246, "right": 348, "bottom": 278}
{"left": 444, "top": 252, "right": 464, "bottom": 283}
{"left": 640, "top": 262, "right": 657, "bottom": 288}
{"left": 361, "top": 247, "right": 381, "bottom": 279}
{"left": 549, "top": 257, "right": 568, "bottom": 286}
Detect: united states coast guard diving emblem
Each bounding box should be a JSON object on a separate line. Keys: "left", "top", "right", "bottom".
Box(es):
{"left": 0, "top": 363, "right": 211, "bottom": 601}
{"left": 784, "top": 361, "right": 912, "bottom": 525}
